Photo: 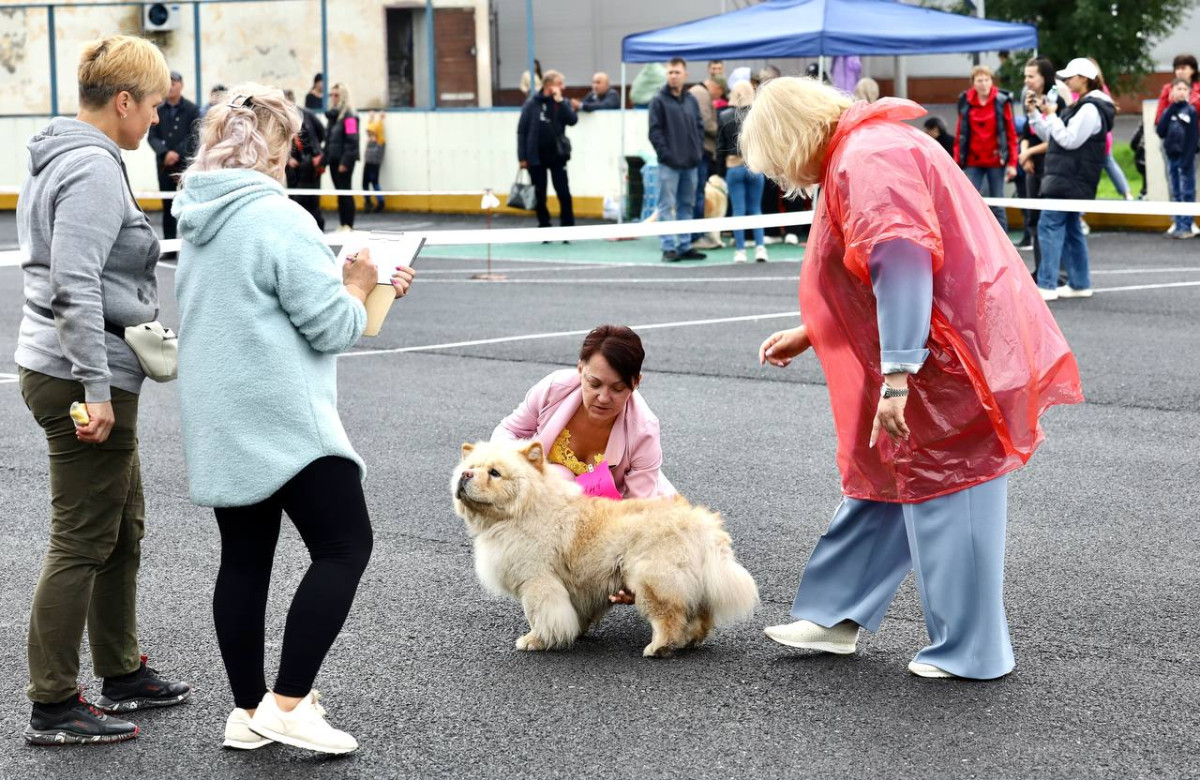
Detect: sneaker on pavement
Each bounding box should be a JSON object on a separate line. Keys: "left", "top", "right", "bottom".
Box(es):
{"left": 1080, "top": 218, "right": 1090, "bottom": 235}
{"left": 784, "top": 233, "right": 801, "bottom": 246}
{"left": 763, "top": 619, "right": 859, "bottom": 654}
{"left": 1177, "top": 231, "right": 1196, "bottom": 240}
{"left": 248, "top": 690, "right": 357, "bottom": 755}
{"left": 733, "top": 249, "right": 748, "bottom": 263}
{"left": 678, "top": 249, "right": 707, "bottom": 260}
{"left": 692, "top": 236, "right": 721, "bottom": 250}
{"left": 1038, "top": 287, "right": 1059, "bottom": 302}
{"left": 224, "top": 708, "right": 272, "bottom": 750}
{"left": 754, "top": 245, "right": 769, "bottom": 262}
{"left": 662, "top": 250, "right": 681, "bottom": 262}
{"left": 24, "top": 694, "right": 139, "bottom": 746}
{"left": 1056, "top": 285, "right": 1093, "bottom": 299}
{"left": 908, "top": 661, "right": 958, "bottom": 679}
{"left": 96, "top": 656, "right": 192, "bottom": 713}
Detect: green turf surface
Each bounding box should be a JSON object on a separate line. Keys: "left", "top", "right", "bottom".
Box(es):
{"left": 421, "top": 236, "right": 810, "bottom": 266}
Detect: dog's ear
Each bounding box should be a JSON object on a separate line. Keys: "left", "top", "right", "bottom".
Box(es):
{"left": 522, "top": 441, "right": 544, "bottom": 467}
{"left": 461, "top": 443, "right": 475, "bottom": 459}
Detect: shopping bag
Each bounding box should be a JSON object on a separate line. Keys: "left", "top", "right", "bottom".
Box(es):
{"left": 507, "top": 168, "right": 537, "bottom": 211}
{"left": 575, "top": 460, "right": 622, "bottom": 500}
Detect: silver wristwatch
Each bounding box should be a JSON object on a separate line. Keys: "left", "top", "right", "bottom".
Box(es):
{"left": 881, "top": 383, "right": 909, "bottom": 399}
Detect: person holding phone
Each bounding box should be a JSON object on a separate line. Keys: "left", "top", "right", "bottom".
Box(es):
{"left": 173, "top": 83, "right": 414, "bottom": 754}
{"left": 517, "top": 69, "right": 577, "bottom": 232}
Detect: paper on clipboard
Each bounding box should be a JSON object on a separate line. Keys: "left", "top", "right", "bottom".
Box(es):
{"left": 335, "top": 230, "right": 426, "bottom": 284}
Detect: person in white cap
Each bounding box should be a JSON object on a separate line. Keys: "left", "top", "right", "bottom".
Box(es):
{"left": 1025, "top": 57, "right": 1115, "bottom": 301}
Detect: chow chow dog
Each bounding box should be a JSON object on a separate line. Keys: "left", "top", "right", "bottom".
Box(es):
{"left": 451, "top": 439, "right": 759, "bottom": 657}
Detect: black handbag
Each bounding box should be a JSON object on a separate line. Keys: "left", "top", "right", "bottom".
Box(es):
{"left": 508, "top": 168, "right": 537, "bottom": 210}
{"left": 556, "top": 134, "right": 572, "bottom": 160}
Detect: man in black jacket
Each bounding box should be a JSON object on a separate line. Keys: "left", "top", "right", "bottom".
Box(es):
{"left": 648, "top": 58, "right": 706, "bottom": 261}
{"left": 517, "top": 70, "right": 578, "bottom": 230}
{"left": 146, "top": 71, "right": 199, "bottom": 240}
{"left": 284, "top": 89, "right": 326, "bottom": 231}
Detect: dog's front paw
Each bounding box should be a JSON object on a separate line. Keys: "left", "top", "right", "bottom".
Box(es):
{"left": 516, "top": 632, "right": 547, "bottom": 651}
{"left": 643, "top": 642, "right": 676, "bottom": 659}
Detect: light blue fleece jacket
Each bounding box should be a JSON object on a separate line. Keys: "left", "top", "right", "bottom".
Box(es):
{"left": 173, "top": 169, "right": 367, "bottom": 507}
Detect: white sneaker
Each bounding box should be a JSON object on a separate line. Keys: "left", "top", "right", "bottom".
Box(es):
{"left": 1080, "top": 218, "right": 1090, "bottom": 235}
{"left": 733, "top": 249, "right": 748, "bottom": 263}
{"left": 224, "top": 708, "right": 272, "bottom": 750}
{"left": 784, "top": 233, "right": 800, "bottom": 246}
{"left": 1038, "top": 287, "right": 1059, "bottom": 302}
{"left": 1056, "top": 285, "right": 1093, "bottom": 299}
{"left": 763, "top": 619, "right": 859, "bottom": 654}
{"left": 248, "top": 690, "right": 358, "bottom": 755}
{"left": 692, "top": 236, "right": 721, "bottom": 250}
{"left": 908, "top": 661, "right": 958, "bottom": 679}
{"left": 754, "top": 244, "right": 769, "bottom": 262}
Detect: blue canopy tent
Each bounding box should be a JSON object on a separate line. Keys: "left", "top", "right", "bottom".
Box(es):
{"left": 612, "top": 0, "right": 1037, "bottom": 220}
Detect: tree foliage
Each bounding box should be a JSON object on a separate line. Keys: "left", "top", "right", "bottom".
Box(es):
{"left": 960, "top": 0, "right": 1200, "bottom": 94}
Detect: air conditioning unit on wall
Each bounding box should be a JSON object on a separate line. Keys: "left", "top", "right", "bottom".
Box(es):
{"left": 143, "top": 3, "right": 182, "bottom": 32}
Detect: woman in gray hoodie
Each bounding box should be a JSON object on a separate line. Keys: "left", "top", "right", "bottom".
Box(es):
{"left": 15, "top": 35, "right": 191, "bottom": 747}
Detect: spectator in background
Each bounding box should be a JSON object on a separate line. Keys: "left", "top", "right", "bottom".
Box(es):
{"left": 852, "top": 77, "right": 880, "bottom": 103}
{"left": 1019, "top": 56, "right": 1066, "bottom": 269}
{"left": 284, "top": 88, "right": 326, "bottom": 230}
{"left": 712, "top": 78, "right": 729, "bottom": 112}
{"left": 648, "top": 57, "right": 705, "bottom": 262}
{"left": 923, "top": 116, "right": 955, "bottom": 156}
{"left": 1027, "top": 57, "right": 1114, "bottom": 301}
{"left": 305, "top": 72, "right": 324, "bottom": 112}
{"left": 572, "top": 72, "right": 621, "bottom": 111}
{"left": 1154, "top": 54, "right": 1200, "bottom": 122}
{"left": 708, "top": 60, "right": 724, "bottom": 80}
{"left": 147, "top": 70, "right": 199, "bottom": 240}
{"left": 1090, "top": 60, "right": 1134, "bottom": 202}
{"left": 688, "top": 77, "right": 722, "bottom": 249}
{"left": 1156, "top": 78, "right": 1199, "bottom": 239}
{"left": 200, "top": 83, "right": 226, "bottom": 119}
{"left": 517, "top": 70, "right": 577, "bottom": 232}
{"left": 520, "top": 59, "right": 543, "bottom": 97}
{"left": 717, "top": 81, "right": 768, "bottom": 263}
{"left": 363, "top": 110, "right": 386, "bottom": 213}
{"left": 323, "top": 83, "right": 359, "bottom": 231}
{"left": 759, "top": 65, "right": 782, "bottom": 84}
{"left": 954, "top": 64, "right": 1018, "bottom": 233}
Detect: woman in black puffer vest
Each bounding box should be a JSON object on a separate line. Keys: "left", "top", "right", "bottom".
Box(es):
{"left": 1025, "top": 58, "right": 1114, "bottom": 301}
{"left": 324, "top": 83, "right": 360, "bottom": 230}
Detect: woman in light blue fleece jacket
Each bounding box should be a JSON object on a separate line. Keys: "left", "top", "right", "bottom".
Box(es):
{"left": 173, "top": 84, "right": 414, "bottom": 755}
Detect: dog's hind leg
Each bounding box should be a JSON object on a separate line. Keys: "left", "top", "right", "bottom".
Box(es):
{"left": 637, "top": 584, "right": 690, "bottom": 658}
{"left": 684, "top": 607, "right": 715, "bottom": 648}
{"left": 517, "top": 576, "right": 581, "bottom": 651}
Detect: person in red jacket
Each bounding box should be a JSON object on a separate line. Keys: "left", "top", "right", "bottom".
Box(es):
{"left": 1154, "top": 54, "right": 1200, "bottom": 122}
{"left": 954, "top": 65, "right": 1019, "bottom": 232}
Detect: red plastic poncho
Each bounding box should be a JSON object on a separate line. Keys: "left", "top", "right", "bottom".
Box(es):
{"left": 800, "top": 98, "right": 1083, "bottom": 503}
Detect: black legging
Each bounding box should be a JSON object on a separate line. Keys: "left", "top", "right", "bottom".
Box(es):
{"left": 213, "top": 456, "right": 373, "bottom": 709}
{"left": 330, "top": 160, "right": 357, "bottom": 228}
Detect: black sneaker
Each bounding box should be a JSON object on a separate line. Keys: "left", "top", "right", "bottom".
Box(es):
{"left": 678, "top": 249, "right": 707, "bottom": 260}
{"left": 95, "top": 656, "right": 192, "bottom": 713}
{"left": 662, "top": 250, "right": 681, "bottom": 262}
{"left": 24, "top": 694, "right": 138, "bottom": 746}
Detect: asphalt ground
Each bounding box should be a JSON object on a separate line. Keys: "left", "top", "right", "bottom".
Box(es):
{"left": 1, "top": 211, "right": 1199, "bottom": 778}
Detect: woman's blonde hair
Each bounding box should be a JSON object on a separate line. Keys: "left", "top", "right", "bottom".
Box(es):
{"left": 728, "top": 80, "right": 755, "bottom": 108}
{"left": 740, "top": 76, "right": 852, "bottom": 196}
{"left": 77, "top": 35, "right": 171, "bottom": 110}
{"left": 330, "top": 82, "right": 353, "bottom": 119}
{"left": 852, "top": 77, "right": 880, "bottom": 103}
{"left": 186, "top": 83, "right": 300, "bottom": 184}
{"left": 970, "top": 64, "right": 993, "bottom": 81}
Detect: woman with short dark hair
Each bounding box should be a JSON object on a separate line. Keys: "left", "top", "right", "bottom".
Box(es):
{"left": 492, "top": 325, "right": 673, "bottom": 500}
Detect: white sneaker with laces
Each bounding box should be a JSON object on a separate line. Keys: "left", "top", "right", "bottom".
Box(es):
{"left": 1038, "top": 287, "right": 1059, "bottom": 302}
{"left": 1056, "top": 285, "right": 1093, "bottom": 299}
{"left": 248, "top": 690, "right": 358, "bottom": 755}
{"left": 763, "top": 619, "right": 859, "bottom": 654}
{"left": 908, "top": 661, "right": 957, "bottom": 679}
{"left": 754, "top": 244, "right": 769, "bottom": 262}
{"left": 224, "top": 708, "right": 272, "bottom": 750}
{"left": 784, "top": 233, "right": 800, "bottom": 246}
{"left": 733, "top": 249, "right": 748, "bottom": 263}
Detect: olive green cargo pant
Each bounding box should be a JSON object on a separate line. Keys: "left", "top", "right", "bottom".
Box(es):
{"left": 19, "top": 368, "right": 144, "bottom": 703}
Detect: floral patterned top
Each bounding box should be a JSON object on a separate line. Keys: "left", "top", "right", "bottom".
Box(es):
{"left": 549, "top": 428, "right": 604, "bottom": 476}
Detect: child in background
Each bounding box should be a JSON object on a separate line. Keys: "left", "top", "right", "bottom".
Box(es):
{"left": 1156, "top": 78, "right": 1199, "bottom": 238}
{"left": 363, "top": 110, "right": 386, "bottom": 213}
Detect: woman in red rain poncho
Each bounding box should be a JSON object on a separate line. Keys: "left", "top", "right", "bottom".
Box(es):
{"left": 740, "top": 77, "right": 1083, "bottom": 680}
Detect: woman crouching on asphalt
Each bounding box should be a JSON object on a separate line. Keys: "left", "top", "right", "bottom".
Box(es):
{"left": 173, "top": 83, "right": 414, "bottom": 753}
{"left": 740, "top": 76, "right": 1083, "bottom": 679}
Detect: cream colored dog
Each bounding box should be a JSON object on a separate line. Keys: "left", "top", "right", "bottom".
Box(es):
{"left": 452, "top": 439, "right": 760, "bottom": 657}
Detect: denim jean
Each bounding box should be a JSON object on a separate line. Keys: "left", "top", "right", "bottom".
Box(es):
{"left": 657, "top": 164, "right": 698, "bottom": 253}
{"left": 726, "top": 165, "right": 765, "bottom": 249}
{"left": 362, "top": 163, "right": 384, "bottom": 208}
{"left": 1103, "top": 154, "right": 1131, "bottom": 198}
{"left": 1167, "top": 154, "right": 1197, "bottom": 233}
{"left": 691, "top": 155, "right": 709, "bottom": 240}
{"left": 1037, "top": 210, "right": 1091, "bottom": 291}
{"left": 964, "top": 165, "right": 1008, "bottom": 232}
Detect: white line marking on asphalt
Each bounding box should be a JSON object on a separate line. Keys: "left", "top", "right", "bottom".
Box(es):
{"left": 0, "top": 373, "right": 18, "bottom": 384}
{"left": 414, "top": 276, "right": 800, "bottom": 284}
{"left": 1093, "top": 280, "right": 1200, "bottom": 293}
{"left": 339, "top": 311, "right": 802, "bottom": 359}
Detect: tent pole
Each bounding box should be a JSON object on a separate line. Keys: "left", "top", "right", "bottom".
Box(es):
{"left": 818, "top": 54, "right": 825, "bottom": 81}
{"left": 619, "top": 62, "right": 627, "bottom": 224}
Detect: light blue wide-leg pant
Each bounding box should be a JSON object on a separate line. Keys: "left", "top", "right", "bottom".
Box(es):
{"left": 789, "top": 475, "right": 1014, "bottom": 680}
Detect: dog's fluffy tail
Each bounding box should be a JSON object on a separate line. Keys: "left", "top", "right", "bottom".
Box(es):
{"left": 702, "top": 541, "right": 760, "bottom": 625}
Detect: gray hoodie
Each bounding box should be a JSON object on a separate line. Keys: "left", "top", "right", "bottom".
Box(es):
{"left": 15, "top": 118, "right": 161, "bottom": 402}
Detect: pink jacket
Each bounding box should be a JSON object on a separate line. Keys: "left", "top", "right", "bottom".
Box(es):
{"left": 491, "top": 369, "right": 675, "bottom": 499}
